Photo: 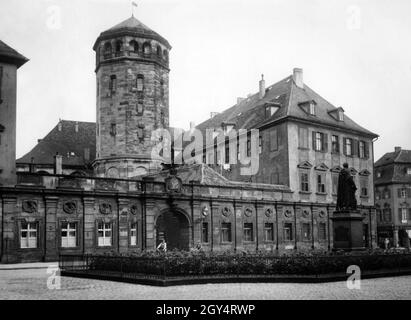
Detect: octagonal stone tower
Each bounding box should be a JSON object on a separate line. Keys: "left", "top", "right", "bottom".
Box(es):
{"left": 93, "top": 16, "right": 171, "bottom": 178}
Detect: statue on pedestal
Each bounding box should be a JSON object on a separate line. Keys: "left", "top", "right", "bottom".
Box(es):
{"left": 336, "top": 163, "right": 357, "bottom": 211}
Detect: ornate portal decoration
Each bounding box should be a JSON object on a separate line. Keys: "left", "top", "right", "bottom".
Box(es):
{"left": 244, "top": 207, "right": 253, "bottom": 217}
{"left": 99, "top": 203, "right": 112, "bottom": 215}
{"left": 165, "top": 175, "right": 182, "bottom": 193}
{"left": 221, "top": 206, "right": 232, "bottom": 217}
{"left": 22, "top": 200, "right": 37, "bottom": 213}
{"left": 265, "top": 208, "right": 274, "bottom": 218}
{"left": 130, "top": 205, "right": 138, "bottom": 215}
{"left": 63, "top": 201, "right": 77, "bottom": 214}
{"left": 302, "top": 210, "right": 310, "bottom": 218}
{"left": 319, "top": 210, "right": 326, "bottom": 218}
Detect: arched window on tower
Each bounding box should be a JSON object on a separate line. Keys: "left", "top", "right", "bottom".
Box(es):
{"left": 115, "top": 40, "right": 123, "bottom": 57}
{"left": 160, "top": 80, "right": 165, "bottom": 99}
{"left": 129, "top": 40, "right": 139, "bottom": 54}
{"left": 163, "top": 50, "right": 168, "bottom": 62}
{"left": 104, "top": 42, "right": 112, "bottom": 59}
{"left": 143, "top": 42, "right": 151, "bottom": 56}
{"left": 156, "top": 45, "right": 162, "bottom": 59}
{"left": 160, "top": 111, "right": 165, "bottom": 126}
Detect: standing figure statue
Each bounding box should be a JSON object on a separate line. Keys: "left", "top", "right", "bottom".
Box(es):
{"left": 336, "top": 163, "right": 357, "bottom": 211}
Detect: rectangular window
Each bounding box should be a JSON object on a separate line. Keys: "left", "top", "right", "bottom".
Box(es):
{"left": 317, "top": 174, "right": 325, "bottom": 193}
{"left": 298, "top": 127, "right": 308, "bottom": 149}
{"left": 407, "top": 168, "right": 411, "bottom": 175}
{"left": 270, "top": 129, "right": 278, "bottom": 151}
{"left": 361, "top": 187, "right": 368, "bottom": 197}
{"left": 359, "top": 141, "right": 365, "bottom": 158}
{"left": 318, "top": 223, "right": 326, "bottom": 241}
{"left": 401, "top": 208, "right": 408, "bottom": 224}
{"left": 110, "top": 123, "right": 116, "bottom": 136}
{"left": 202, "top": 222, "right": 209, "bottom": 243}
{"left": 302, "top": 223, "right": 311, "bottom": 241}
{"left": 246, "top": 135, "right": 251, "bottom": 157}
{"left": 221, "top": 223, "right": 232, "bottom": 242}
{"left": 344, "top": 138, "right": 353, "bottom": 156}
{"left": 300, "top": 172, "right": 309, "bottom": 192}
{"left": 243, "top": 223, "right": 253, "bottom": 242}
{"left": 137, "top": 75, "right": 144, "bottom": 91}
{"left": 400, "top": 188, "right": 407, "bottom": 198}
{"left": 331, "top": 135, "right": 339, "bottom": 153}
{"left": 315, "top": 132, "right": 322, "bottom": 151}
{"left": 284, "top": 223, "right": 293, "bottom": 241}
{"left": 61, "top": 222, "right": 77, "bottom": 248}
{"left": 20, "top": 222, "right": 38, "bottom": 249}
{"left": 264, "top": 223, "right": 274, "bottom": 242}
{"left": 258, "top": 136, "right": 262, "bottom": 154}
{"left": 225, "top": 140, "right": 230, "bottom": 164}
{"left": 130, "top": 222, "right": 137, "bottom": 246}
{"left": 109, "top": 75, "right": 117, "bottom": 94}
{"left": 98, "top": 222, "right": 112, "bottom": 247}
{"left": 309, "top": 102, "right": 316, "bottom": 115}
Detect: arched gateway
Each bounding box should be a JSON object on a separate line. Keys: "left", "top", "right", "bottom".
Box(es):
{"left": 155, "top": 209, "right": 191, "bottom": 251}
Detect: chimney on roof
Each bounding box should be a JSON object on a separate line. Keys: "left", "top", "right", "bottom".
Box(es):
{"left": 237, "top": 97, "right": 245, "bottom": 104}
{"left": 395, "top": 146, "right": 402, "bottom": 153}
{"left": 29, "top": 157, "right": 35, "bottom": 173}
{"left": 75, "top": 121, "right": 79, "bottom": 133}
{"left": 54, "top": 153, "right": 63, "bottom": 175}
{"left": 293, "top": 68, "right": 304, "bottom": 89}
{"left": 259, "top": 74, "right": 265, "bottom": 99}
{"left": 210, "top": 112, "right": 219, "bottom": 118}
{"left": 189, "top": 121, "right": 196, "bottom": 130}
{"left": 58, "top": 120, "right": 62, "bottom": 132}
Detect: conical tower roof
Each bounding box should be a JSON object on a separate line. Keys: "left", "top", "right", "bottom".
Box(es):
{"left": 0, "top": 40, "right": 28, "bottom": 68}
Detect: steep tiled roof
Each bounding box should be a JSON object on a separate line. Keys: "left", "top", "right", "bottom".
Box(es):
{"left": 0, "top": 40, "right": 28, "bottom": 68}
{"left": 196, "top": 73, "right": 378, "bottom": 138}
{"left": 17, "top": 120, "right": 96, "bottom": 168}
{"left": 375, "top": 148, "right": 411, "bottom": 184}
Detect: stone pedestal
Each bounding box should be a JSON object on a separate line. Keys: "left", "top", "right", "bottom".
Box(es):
{"left": 331, "top": 210, "right": 365, "bottom": 251}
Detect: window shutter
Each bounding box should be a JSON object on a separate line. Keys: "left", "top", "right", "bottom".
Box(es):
{"left": 343, "top": 138, "right": 347, "bottom": 155}
{"left": 323, "top": 133, "right": 328, "bottom": 152}
{"left": 364, "top": 142, "right": 370, "bottom": 159}
{"left": 312, "top": 131, "right": 316, "bottom": 150}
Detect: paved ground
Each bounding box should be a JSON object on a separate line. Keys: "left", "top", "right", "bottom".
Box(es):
{"left": 0, "top": 264, "right": 410, "bottom": 300}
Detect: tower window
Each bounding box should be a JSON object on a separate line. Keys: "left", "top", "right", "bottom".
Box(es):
{"left": 160, "top": 111, "right": 165, "bottom": 126}
{"left": 130, "top": 40, "right": 138, "bottom": 53}
{"left": 143, "top": 42, "right": 151, "bottom": 55}
{"left": 104, "top": 42, "right": 112, "bottom": 59}
{"left": 109, "top": 75, "right": 117, "bottom": 95}
{"left": 115, "top": 40, "right": 123, "bottom": 56}
{"left": 137, "top": 102, "right": 144, "bottom": 115}
{"left": 110, "top": 123, "right": 116, "bottom": 136}
{"left": 136, "top": 75, "right": 144, "bottom": 91}
{"left": 156, "top": 45, "right": 162, "bottom": 58}
{"left": 163, "top": 50, "right": 168, "bottom": 62}
{"left": 160, "top": 80, "right": 165, "bottom": 98}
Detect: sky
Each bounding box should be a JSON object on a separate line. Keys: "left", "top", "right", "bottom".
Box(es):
{"left": 1, "top": 0, "right": 410, "bottom": 160}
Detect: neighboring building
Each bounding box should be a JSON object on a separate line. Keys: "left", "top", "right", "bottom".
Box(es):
{"left": 0, "top": 15, "right": 378, "bottom": 263}
{"left": 374, "top": 147, "right": 411, "bottom": 248}
{"left": 197, "top": 69, "right": 378, "bottom": 210}
{"left": 0, "top": 40, "right": 28, "bottom": 186}
{"left": 16, "top": 120, "right": 96, "bottom": 176}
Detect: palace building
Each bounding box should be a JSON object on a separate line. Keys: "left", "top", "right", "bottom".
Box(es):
{"left": 0, "top": 15, "right": 378, "bottom": 263}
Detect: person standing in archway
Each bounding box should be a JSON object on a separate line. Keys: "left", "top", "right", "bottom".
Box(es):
{"left": 157, "top": 239, "right": 167, "bottom": 253}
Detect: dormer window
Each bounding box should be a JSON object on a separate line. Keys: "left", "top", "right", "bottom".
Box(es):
{"left": 265, "top": 105, "right": 278, "bottom": 117}
{"left": 338, "top": 110, "right": 344, "bottom": 121}
{"left": 376, "top": 171, "right": 382, "bottom": 178}
{"left": 309, "top": 102, "right": 316, "bottom": 115}
{"left": 222, "top": 122, "right": 235, "bottom": 134}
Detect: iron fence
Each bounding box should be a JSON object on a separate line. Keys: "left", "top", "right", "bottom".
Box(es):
{"left": 59, "top": 252, "right": 411, "bottom": 281}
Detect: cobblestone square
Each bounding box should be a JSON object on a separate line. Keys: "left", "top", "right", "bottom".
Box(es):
{"left": 0, "top": 264, "right": 410, "bottom": 300}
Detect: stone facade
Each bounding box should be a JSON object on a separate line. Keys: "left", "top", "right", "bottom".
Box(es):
{"left": 93, "top": 17, "right": 171, "bottom": 179}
